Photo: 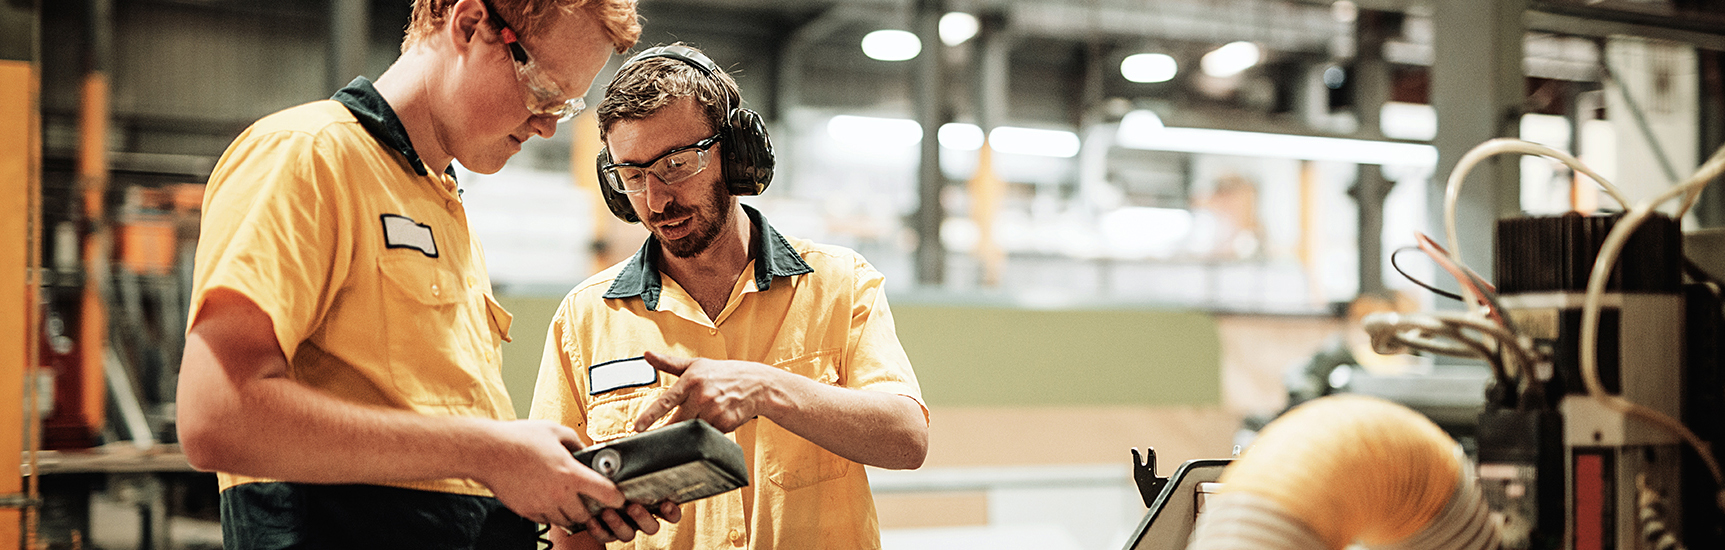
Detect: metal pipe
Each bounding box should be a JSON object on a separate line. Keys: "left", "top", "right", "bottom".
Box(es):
{"left": 913, "top": 0, "right": 946, "bottom": 286}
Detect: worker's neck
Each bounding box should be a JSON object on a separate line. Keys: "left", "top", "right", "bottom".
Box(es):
{"left": 372, "top": 49, "right": 453, "bottom": 175}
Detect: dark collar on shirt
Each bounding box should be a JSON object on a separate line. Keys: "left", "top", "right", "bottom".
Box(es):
{"left": 331, "top": 76, "right": 454, "bottom": 179}
{"left": 604, "top": 204, "right": 814, "bottom": 311}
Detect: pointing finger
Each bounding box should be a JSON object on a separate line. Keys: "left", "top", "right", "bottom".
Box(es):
{"left": 633, "top": 382, "right": 685, "bottom": 432}
{"left": 642, "top": 350, "right": 694, "bottom": 376}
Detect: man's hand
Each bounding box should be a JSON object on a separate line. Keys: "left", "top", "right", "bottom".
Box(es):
{"left": 474, "top": 419, "right": 626, "bottom": 528}
{"left": 551, "top": 501, "right": 684, "bottom": 547}
{"left": 632, "top": 350, "right": 927, "bottom": 470}
{"left": 633, "top": 351, "right": 786, "bottom": 433}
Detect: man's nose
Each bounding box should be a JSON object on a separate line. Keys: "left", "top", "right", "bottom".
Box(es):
{"left": 529, "top": 115, "right": 556, "bottom": 139}
{"left": 643, "top": 173, "right": 673, "bottom": 213}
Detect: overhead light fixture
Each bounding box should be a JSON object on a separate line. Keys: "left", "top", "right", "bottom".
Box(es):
{"left": 827, "top": 115, "right": 922, "bottom": 148}
{"left": 1116, "top": 110, "right": 1435, "bottom": 166}
{"left": 1199, "top": 41, "right": 1261, "bottom": 78}
{"left": 938, "top": 123, "right": 985, "bottom": 150}
{"left": 939, "top": 12, "right": 980, "bottom": 46}
{"left": 827, "top": 116, "right": 1080, "bottom": 158}
{"left": 862, "top": 29, "right": 921, "bottom": 61}
{"left": 1331, "top": 0, "right": 1359, "bottom": 23}
{"left": 1121, "top": 53, "right": 1178, "bottom": 83}
{"left": 989, "top": 126, "right": 1081, "bottom": 158}
{"left": 1379, "top": 102, "right": 1436, "bottom": 141}
{"left": 1119, "top": 109, "right": 1165, "bottom": 132}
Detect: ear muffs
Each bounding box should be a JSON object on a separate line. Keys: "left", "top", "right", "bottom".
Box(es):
{"left": 595, "top": 147, "right": 641, "bottom": 223}
{"left": 594, "top": 44, "right": 775, "bottom": 223}
{"left": 720, "top": 107, "right": 773, "bottom": 196}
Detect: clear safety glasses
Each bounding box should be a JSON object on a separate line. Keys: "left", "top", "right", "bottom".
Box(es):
{"left": 484, "top": 1, "right": 585, "bottom": 122}
{"left": 601, "top": 134, "right": 723, "bottom": 194}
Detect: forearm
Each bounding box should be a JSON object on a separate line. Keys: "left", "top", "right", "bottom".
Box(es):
{"left": 177, "top": 336, "right": 499, "bottom": 484}
{"left": 765, "top": 375, "right": 928, "bottom": 470}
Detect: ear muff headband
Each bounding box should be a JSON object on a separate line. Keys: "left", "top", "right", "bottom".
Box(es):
{"left": 595, "top": 45, "right": 775, "bottom": 223}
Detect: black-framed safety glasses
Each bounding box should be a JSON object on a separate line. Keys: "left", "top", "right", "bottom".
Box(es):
{"left": 601, "top": 134, "right": 724, "bottom": 194}
{"left": 481, "top": 0, "right": 585, "bottom": 122}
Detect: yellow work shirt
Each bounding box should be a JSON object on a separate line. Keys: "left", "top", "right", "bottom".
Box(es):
{"left": 530, "top": 205, "right": 926, "bottom": 550}
{"left": 189, "top": 78, "right": 516, "bottom": 496}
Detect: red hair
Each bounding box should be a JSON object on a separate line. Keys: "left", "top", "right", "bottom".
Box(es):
{"left": 402, "top": 0, "right": 641, "bottom": 54}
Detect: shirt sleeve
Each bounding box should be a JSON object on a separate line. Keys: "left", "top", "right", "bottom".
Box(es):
{"left": 187, "top": 126, "right": 352, "bottom": 363}
{"left": 529, "top": 300, "right": 594, "bottom": 446}
{"left": 842, "top": 253, "right": 928, "bottom": 422}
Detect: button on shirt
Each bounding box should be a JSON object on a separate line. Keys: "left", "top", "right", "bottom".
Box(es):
{"left": 530, "top": 206, "right": 926, "bottom": 549}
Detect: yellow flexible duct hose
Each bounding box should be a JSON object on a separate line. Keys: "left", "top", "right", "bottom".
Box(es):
{"left": 1202, "top": 395, "right": 1487, "bottom": 550}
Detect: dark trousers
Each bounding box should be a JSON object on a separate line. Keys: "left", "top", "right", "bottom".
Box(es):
{"left": 220, "top": 482, "right": 536, "bottom": 550}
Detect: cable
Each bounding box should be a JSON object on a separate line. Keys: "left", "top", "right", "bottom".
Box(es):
{"left": 1637, "top": 474, "right": 1687, "bottom": 550}
{"left": 1674, "top": 143, "right": 1725, "bottom": 219}
{"left": 1426, "top": 312, "right": 1540, "bottom": 374}
{"left": 1390, "top": 247, "right": 1465, "bottom": 302}
{"left": 1415, "top": 234, "right": 1489, "bottom": 310}
{"left": 1415, "top": 233, "right": 1515, "bottom": 333}
{"left": 1442, "top": 139, "right": 1634, "bottom": 296}
{"left": 1580, "top": 143, "right": 1725, "bottom": 514}
{"left": 1362, "top": 312, "right": 1518, "bottom": 393}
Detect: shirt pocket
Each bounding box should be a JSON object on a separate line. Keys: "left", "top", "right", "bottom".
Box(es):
{"left": 378, "top": 255, "right": 479, "bottom": 407}
{"left": 762, "top": 351, "right": 851, "bottom": 491}
{"left": 482, "top": 293, "right": 513, "bottom": 345}
{"left": 586, "top": 387, "right": 665, "bottom": 444}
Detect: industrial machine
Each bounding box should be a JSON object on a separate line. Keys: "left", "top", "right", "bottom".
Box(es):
{"left": 1476, "top": 211, "right": 1724, "bottom": 550}
{"left": 1123, "top": 139, "right": 1725, "bottom": 550}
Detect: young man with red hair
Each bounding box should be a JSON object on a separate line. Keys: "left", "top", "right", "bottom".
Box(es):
{"left": 176, "top": 1, "right": 671, "bottom": 547}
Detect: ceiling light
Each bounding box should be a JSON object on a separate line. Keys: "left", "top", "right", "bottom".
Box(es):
{"left": 1118, "top": 109, "right": 1165, "bottom": 134}
{"left": 989, "top": 126, "right": 1081, "bottom": 158}
{"left": 1379, "top": 102, "right": 1436, "bottom": 141}
{"left": 862, "top": 29, "right": 921, "bottom": 61}
{"left": 827, "top": 117, "right": 1078, "bottom": 158}
{"left": 1199, "top": 41, "right": 1261, "bottom": 78}
{"left": 1115, "top": 110, "right": 1435, "bottom": 166}
{"left": 939, "top": 12, "right": 980, "bottom": 46}
{"left": 939, "top": 123, "right": 984, "bottom": 150}
{"left": 1121, "top": 53, "right": 1178, "bottom": 83}
{"left": 827, "top": 115, "right": 922, "bottom": 147}
{"left": 1331, "top": 0, "right": 1359, "bottom": 23}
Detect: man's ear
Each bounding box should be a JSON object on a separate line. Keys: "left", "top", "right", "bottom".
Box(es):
{"left": 444, "top": 0, "right": 490, "bottom": 53}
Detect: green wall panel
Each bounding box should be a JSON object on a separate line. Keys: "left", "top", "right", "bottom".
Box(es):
{"left": 494, "top": 296, "right": 1224, "bottom": 418}
{"left": 496, "top": 295, "right": 563, "bottom": 420}
{"left": 891, "top": 305, "right": 1221, "bottom": 407}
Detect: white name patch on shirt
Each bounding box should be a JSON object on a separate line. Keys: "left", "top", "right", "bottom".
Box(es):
{"left": 381, "top": 214, "right": 438, "bottom": 257}
{"left": 589, "top": 356, "right": 658, "bottom": 395}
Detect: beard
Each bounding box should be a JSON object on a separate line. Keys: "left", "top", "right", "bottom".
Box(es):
{"left": 648, "top": 177, "right": 735, "bottom": 259}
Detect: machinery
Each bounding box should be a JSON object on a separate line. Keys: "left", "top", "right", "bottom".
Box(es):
{"left": 1123, "top": 139, "right": 1725, "bottom": 550}
{"left": 1478, "top": 212, "right": 1723, "bottom": 550}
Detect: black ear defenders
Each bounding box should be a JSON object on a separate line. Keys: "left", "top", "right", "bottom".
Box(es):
{"left": 597, "top": 44, "right": 775, "bottom": 223}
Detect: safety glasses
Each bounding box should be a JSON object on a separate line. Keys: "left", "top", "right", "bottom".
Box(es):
{"left": 601, "top": 134, "right": 723, "bottom": 194}
{"left": 483, "top": 0, "right": 585, "bottom": 122}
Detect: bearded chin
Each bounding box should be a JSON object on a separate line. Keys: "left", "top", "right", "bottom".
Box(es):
{"left": 659, "top": 186, "right": 736, "bottom": 259}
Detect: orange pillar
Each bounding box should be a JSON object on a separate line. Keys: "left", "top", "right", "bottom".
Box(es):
{"left": 967, "top": 142, "right": 1004, "bottom": 287}
{"left": 74, "top": 72, "right": 109, "bottom": 445}
{"left": 1, "top": 58, "right": 41, "bottom": 550}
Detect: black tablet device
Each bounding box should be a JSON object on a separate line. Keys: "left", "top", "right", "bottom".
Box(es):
{"left": 571, "top": 418, "right": 750, "bottom": 515}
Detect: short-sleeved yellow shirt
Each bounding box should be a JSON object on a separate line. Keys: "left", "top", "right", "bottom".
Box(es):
{"left": 190, "top": 78, "right": 516, "bottom": 496}
{"left": 530, "top": 205, "right": 926, "bottom": 550}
